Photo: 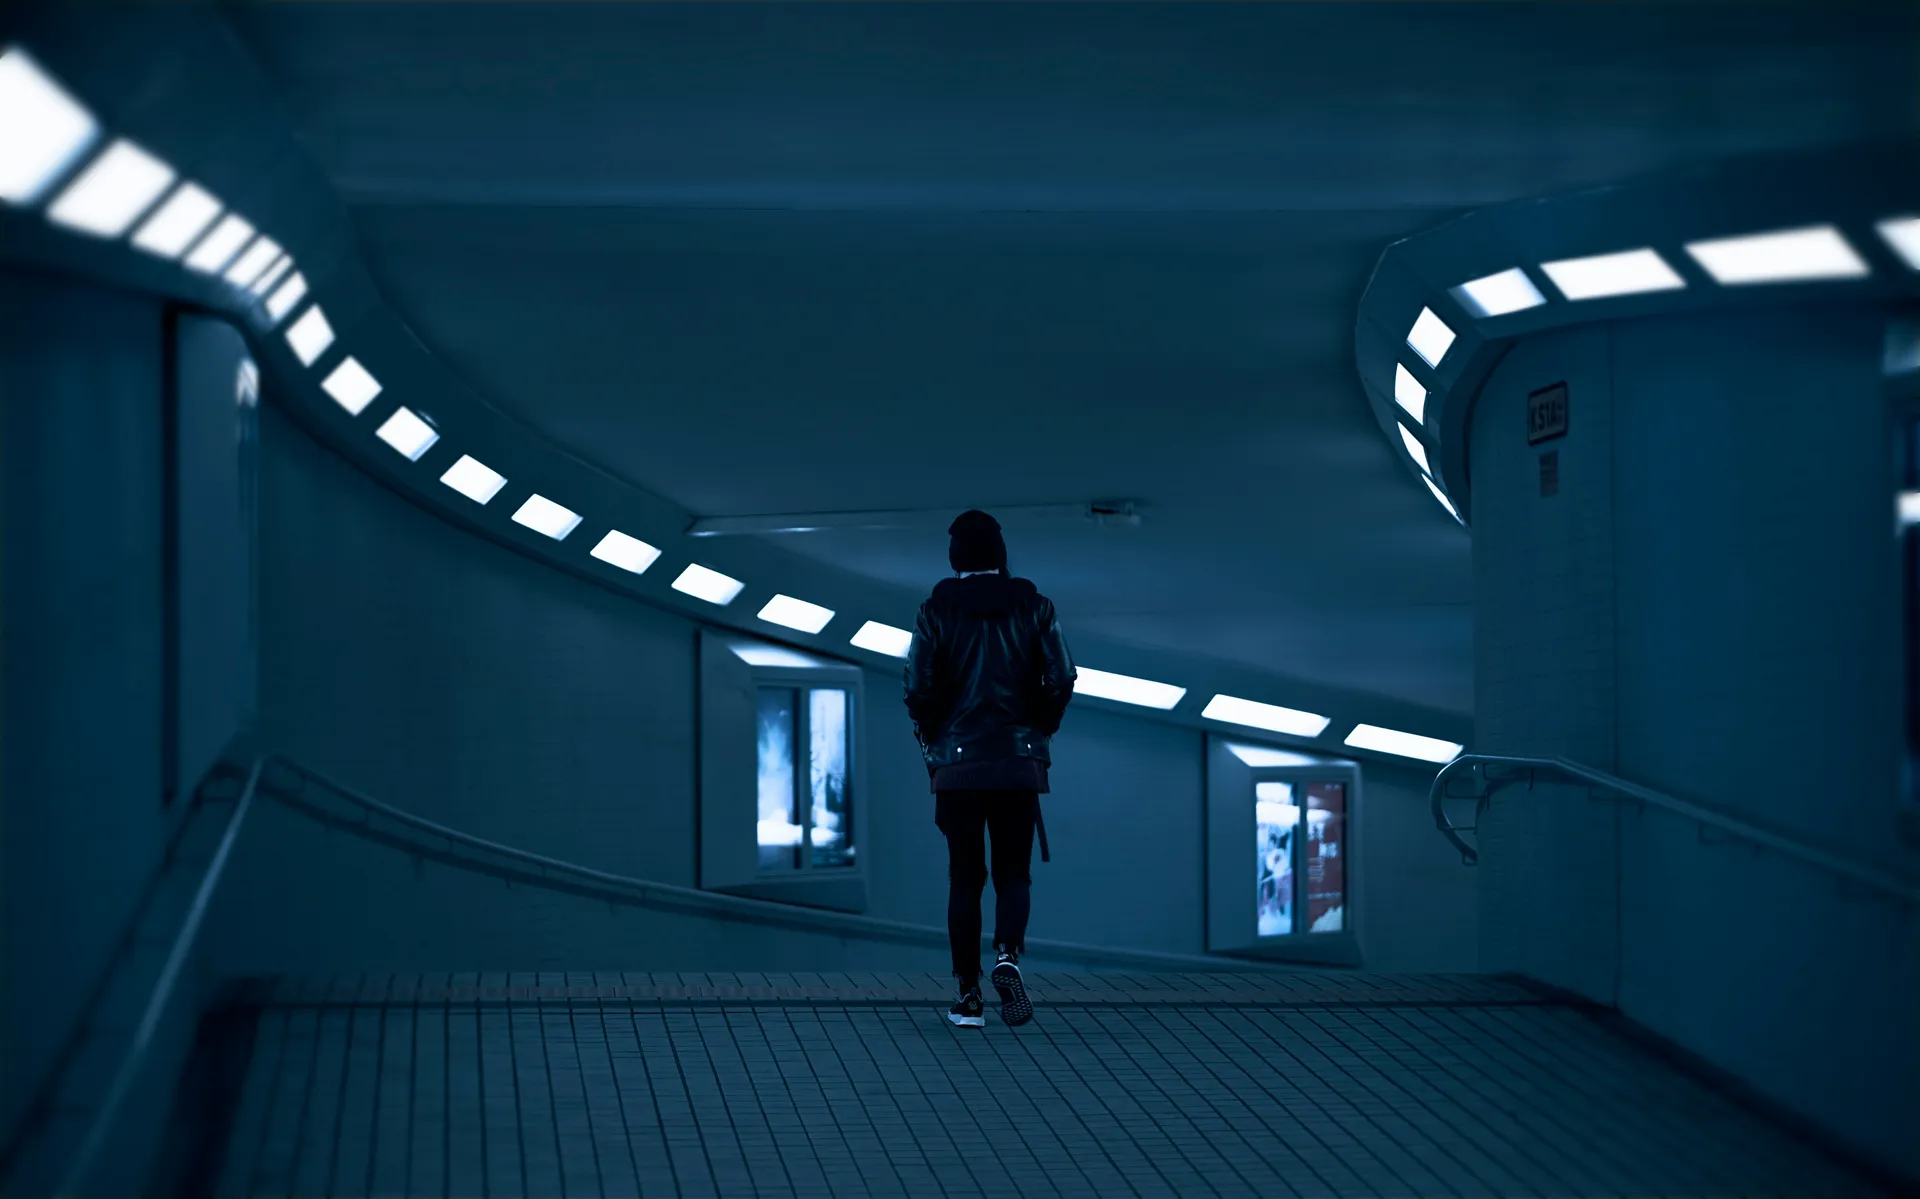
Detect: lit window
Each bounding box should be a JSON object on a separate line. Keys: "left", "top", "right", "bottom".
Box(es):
{"left": 264, "top": 271, "right": 308, "bottom": 324}
{"left": 590, "top": 530, "right": 661, "bottom": 575}
{"left": 850, "top": 621, "right": 913, "bottom": 658}
{"left": 320, "top": 356, "right": 379, "bottom": 414}
{"left": 248, "top": 255, "right": 293, "bottom": 297}
{"left": 1406, "top": 307, "right": 1455, "bottom": 368}
{"left": 1539, "top": 248, "right": 1686, "bottom": 300}
{"left": 1399, "top": 424, "right": 1431, "bottom": 476}
{"left": 1423, "top": 474, "right": 1460, "bottom": 521}
{"left": 1393, "top": 363, "right": 1427, "bottom": 424}
{"left": 183, "top": 213, "right": 253, "bottom": 274}
{"left": 0, "top": 46, "right": 98, "bottom": 205}
{"left": 757, "top": 686, "right": 855, "bottom": 871}
{"left": 673, "top": 564, "right": 745, "bottom": 606}
{"left": 440, "top": 454, "right": 506, "bottom": 505}
{"left": 1227, "top": 743, "right": 1319, "bottom": 768}
{"left": 1073, "top": 667, "right": 1186, "bottom": 710}
{"left": 284, "top": 306, "right": 335, "bottom": 367}
{"left": 1685, "top": 225, "right": 1868, "bottom": 285}
{"left": 759, "top": 595, "right": 835, "bottom": 635}
{"left": 1452, "top": 267, "right": 1546, "bottom": 318}
{"left": 1202, "top": 694, "right": 1330, "bottom": 738}
{"left": 45, "top": 139, "right": 174, "bottom": 237}
{"left": 1880, "top": 217, "right": 1920, "bottom": 272}
{"left": 1344, "top": 723, "right": 1462, "bottom": 763}
{"left": 131, "top": 182, "right": 221, "bottom": 259}
{"left": 223, "top": 235, "right": 283, "bottom": 289}
{"left": 512, "top": 494, "right": 582, "bottom": 541}
{"left": 375, "top": 407, "right": 438, "bottom": 460}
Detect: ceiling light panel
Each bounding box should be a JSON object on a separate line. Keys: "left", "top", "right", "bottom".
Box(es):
{"left": 1422, "top": 474, "right": 1461, "bottom": 521}
{"left": 673, "top": 564, "right": 745, "bottom": 606}
{"left": 1685, "top": 225, "right": 1869, "bottom": 285}
{"left": 1201, "top": 694, "right": 1330, "bottom": 738}
{"left": 732, "top": 643, "right": 825, "bottom": 668}
{"left": 131, "top": 181, "right": 221, "bottom": 258}
{"left": 1074, "top": 667, "right": 1186, "bottom": 710}
{"left": 183, "top": 213, "right": 253, "bottom": 274}
{"left": 320, "top": 357, "right": 380, "bottom": 414}
{"left": 1393, "top": 363, "right": 1427, "bottom": 424}
{"left": 223, "top": 235, "right": 282, "bottom": 288}
{"left": 1398, "top": 425, "right": 1431, "bottom": 475}
{"left": 1452, "top": 267, "right": 1547, "bottom": 318}
{"left": 1405, "top": 307, "right": 1455, "bottom": 368}
{"left": 375, "top": 407, "right": 438, "bottom": 461}
{"left": 441, "top": 455, "right": 506, "bottom": 504}
{"left": 1900, "top": 490, "right": 1920, "bottom": 528}
{"left": 1227, "top": 743, "right": 1321, "bottom": 768}
{"left": 249, "top": 255, "right": 293, "bottom": 297}
{"left": 590, "top": 530, "right": 661, "bottom": 575}
{"left": 512, "top": 494, "right": 582, "bottom": 541}
{"left": 1344, "top": 723, "right": 1462, "bottom": 763}
{"left": 758, "top": 594, "right": 835, "bottom": 635}
{"left": 850, "top": 621, "right": 914, "bottom": 658}
{"left": 45, "top": 139, "right": 174, "bottom": 237}
{"left": 1540, "top": 248, "right": 1686, "bottom": 300}
{"left": 0, "top": 46, "right": 98, "bottom": 204}
{"left": 264, "top": 272, "right": 308, "bottom": 323}
{"left": 1875, "top": 217, "right": 1920, "bottom": 271}
{"left": 285, "top": 306, "right": 335, "bottom": 367}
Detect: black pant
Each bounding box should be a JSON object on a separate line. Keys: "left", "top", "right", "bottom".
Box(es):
{"left": 934, "top": 789, "right": 1038, "bottom": 985}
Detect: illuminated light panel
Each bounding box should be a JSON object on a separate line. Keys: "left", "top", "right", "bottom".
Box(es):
{"left": 1344, "top": 723, "right": 1462, "bottom": 764}
{"left": 1901, "top": 490, "right": 1920, "bottom": 528}
{"left": 45, "top": 139, "right": 174, "bottom": 237}
{"left": 1876, "top": 217, "right": 1920, "bottom": 271}
{"left": 758, "top": 594, "right": 835, "bottom": 635}
{"left": 1075, "top": 667, "right": 1186, "bottom": 710}
{"left": 1201, "top": 694, "right": 1330, "bottom": 738}
{"left": 223, "top": 235, "right": 283, "bottom": 288}
{"left": 440, "top": 455, "right": 506, "bottom": 505}
{"left": 1540, "top": 248, "right": 1685, "bottom": 300}
{"left": 1685, "top": 225, "right": 1868, "bottom": 285}
{"left": 320, "top": 357, "right": 379, "bottom": 415}
{"left": 183, "top": 213, "right": 254, "bottom": 274}
{"left": 1227, "top": 743, "right": 1321, "bottom": 768}
{"left": 263, "top": 271, "right": 308, "bottom": 324}
{"left": 850, "top": 620, "right": 913, "bottom": 658}
{"left": 673, "top": 564, "right": 745, "bottom": 606}
{"left": 1399, "top": 425, "right": 1431, "bottom": 476}
{"left": 375, "top": 406, "right": 438, "bottom": 461}
{"left": 0, "top": 46, "right": 98, "bottom": 204}
{"left": 284, "top": 306, "right": 335, "bottom": 367}
{"left": 249, "top": 255, "right": 293, "bottom": 297}
{"left": 1406, "top": 307, "right": 1455, "bottom": 368}
{"left": 131, "top": 181, "right": 221, "bottom": 258}
{"left": 590, "top": 530, "right": 661, "bottom": 575}
{"left": 1451, "top": 267, "right": 1546, "bottom": 318}
{"left": 1391, "top": 363, "right": 1428, "bottom": 425}
{"left": 1423, "top": 474, "right": 1461, "bottom": 521}
{"left": 732, "top": 643, "right": 825, "bottom": 668}
{"left": 512, "top": 494, "right": 582, "bottom": 541}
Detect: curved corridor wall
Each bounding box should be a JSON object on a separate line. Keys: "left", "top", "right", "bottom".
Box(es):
{"left": 1467, "top": 302, "right": 1918, "bottom": 1177}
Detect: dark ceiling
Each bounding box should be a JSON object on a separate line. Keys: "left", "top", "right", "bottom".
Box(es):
{"left": 226, "top": 2, "right": 1918, "bottom": 715}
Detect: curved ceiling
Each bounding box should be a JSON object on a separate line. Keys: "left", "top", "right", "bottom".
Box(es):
{"left": 223, "top": 1, "right": 1919, "bottom": 716}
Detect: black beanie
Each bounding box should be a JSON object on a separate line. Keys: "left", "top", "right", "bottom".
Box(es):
{"left": 948, "top": 509, "right": 1008, "bottom": 573}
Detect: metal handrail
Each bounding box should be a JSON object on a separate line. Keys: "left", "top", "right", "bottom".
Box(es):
{"left": 1431, "top": 753, "right": 1920, "bottom": 905}
{"left": 57, "top": 757, "right": 263, "bottom": 1198}
{"left": 263, "top": 755, "right": 1284, "bottom": 975}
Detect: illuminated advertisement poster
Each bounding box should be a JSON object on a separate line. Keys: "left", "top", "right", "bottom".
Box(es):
{"left": 1305, "top": 782, "right": 1347, "bottom": 933}
{"left": 1255, "top": 782, "right": 1297, "bottom": 936}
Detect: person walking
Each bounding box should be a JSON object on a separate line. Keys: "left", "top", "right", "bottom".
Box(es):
{"left": 905, "top": 510, "right": 1076, "bottom": 1028}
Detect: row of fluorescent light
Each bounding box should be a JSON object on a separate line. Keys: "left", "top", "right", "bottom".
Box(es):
{"left": 1391, "top": 220, "right": 1920, "bottom": 521}
{"left": 0, "top": 43, "right": 1465, "bottom": 767}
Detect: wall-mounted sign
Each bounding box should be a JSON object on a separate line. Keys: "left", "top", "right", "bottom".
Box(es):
{"left": 1527, "top": 382, "right": 1569, "bottom": 445}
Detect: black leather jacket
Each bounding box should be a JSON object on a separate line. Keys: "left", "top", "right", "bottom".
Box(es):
{"left": 904, "top": 574, "right": 1076, "bottom": 769}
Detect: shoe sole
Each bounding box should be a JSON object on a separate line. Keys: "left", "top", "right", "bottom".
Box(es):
{"left": 991, "top": 961, "right": 1033, "bottom": 1026}
{"left": 947, "top": 1012, "right": 985, "bottom": 1028}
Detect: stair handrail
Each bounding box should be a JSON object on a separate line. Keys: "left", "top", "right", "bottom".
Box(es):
{"left": 1430, "top": 753, "right": 1920, "bottom": 905}
{"left": 56, "top": 757, "right": 264, "bottom": 1198}
{"left": 262, "top": 754, "right": 1287, "bottom": 974}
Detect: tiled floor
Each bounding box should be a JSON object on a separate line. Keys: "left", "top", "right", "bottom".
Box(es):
{"left": 200, "top": 971, "right": 1887, "bottom": 1199}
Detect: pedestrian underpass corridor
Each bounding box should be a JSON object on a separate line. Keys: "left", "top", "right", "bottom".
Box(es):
{"left": 184, "top": 972, "right": 1884, "bottom": 1199}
